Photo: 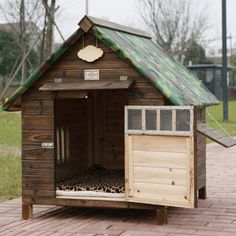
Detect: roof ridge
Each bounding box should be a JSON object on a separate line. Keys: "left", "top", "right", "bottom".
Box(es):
{"left": 78, "top": 15, "right": 151, "bottom": 39}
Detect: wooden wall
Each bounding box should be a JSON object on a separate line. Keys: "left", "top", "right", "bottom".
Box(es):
{"left": 103, "top": 90, "right": 127, "bottom": 169}
{"left": 43, "top": 32, "right": 164, "bottom": 105}
{"left": 20, "top": 31, "right": 168, "bottom": 203}
{"left": 55, "top": 99, "right": 89, "bottom": 179}
{"left": 22, "top": 90, "right": 55, "bottom": 201}
{"left": 126, "top": 134, "right": 196, "bottom": 208}
{"left": 196, "top": 108, "right": 206, "bottom": 190}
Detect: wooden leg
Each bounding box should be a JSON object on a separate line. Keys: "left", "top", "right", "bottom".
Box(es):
{"left": 199, "top": 186, "right": 207, "bottom": 199}
{"left": 156, "top": 206, "right": 168, "bottom": 225}
{"left": 22, "top": 204, "right": 33, "bottom": 220}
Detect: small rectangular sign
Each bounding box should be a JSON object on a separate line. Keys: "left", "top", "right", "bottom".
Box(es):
{"left": 42, "top": 142, "right": 54, "bottom": 149}
{"left": 54, "top": 78, "right": 62, "bottom": 83}
{"left": 84, "top": 69, "right": 99, "bottom": 81}
{"left": 120, "top": 76, "right": 128, "bottom": 81}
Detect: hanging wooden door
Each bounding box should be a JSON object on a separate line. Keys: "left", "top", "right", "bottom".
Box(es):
{"left": 125, "top": 106, "right": 197, "bottom": 208}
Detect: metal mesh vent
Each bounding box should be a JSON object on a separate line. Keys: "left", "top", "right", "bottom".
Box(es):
{"left": 160, "top": 110, "right": 172, "bottom": 131}
{"left": 176, "top": 109, "right": 191, "bottom": 131}
{"left": 128, "top": 109, "right": 142, "bottom": 130}
{"left": 126, "top": 106, "right": 192, "bottom": 135}
{"left": 145, "top": 110, "right": 157, "bottom": 131}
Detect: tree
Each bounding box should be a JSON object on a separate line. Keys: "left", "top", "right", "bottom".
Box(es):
{"left": 1, "top": 0, "right": 64, "bottom": 61}
{"left": 0, "top": 0, "right": 64, "bottom": 99}
{"left": 0, "top": 29, "right": 39, "bottom": 78}
{"left": 184, "top": 40, "right": 207, "bottom": 65}
{"left": 137, "top": 0, "right": 209, "bottom": 59}
{"left": 0, "top": 29, "right": 20, "bottom": 77}
{"left": 0, "top": 0, "right": 44, "bottom": 85}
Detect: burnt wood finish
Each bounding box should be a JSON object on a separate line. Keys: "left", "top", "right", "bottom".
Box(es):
{"left": 23, "top": 197, "right": 164, "bottom": 210}
{"left": 193, "top": 107, "right": 198, "bottom": 207}
{"left": 22, "top": 204, "right": 33, "bottom": 220}
{"left": 56, "top": 91, "right": 88, "bottom": 99}
{"left": 22, "top": 91, "right": 55, "bottom": 202}
{"left": 55, "top": 99, "right": 89, "bottom": 179}
{"left": 103, "top": 90, "right": 127, "bottom": 168}
{"left": 156, "top": 207, "right": 168, "bottom": 225}
{"left": 20, "top": 31, "right": 167, "bottom": 212}
{"left": 196, "top": 109, "right": 207, "bottom": 198}
{"left": 199, "top": 186, "right": 207, "bottom": 200}
{"left": 78, "top": 15, "right": 151, "bottom": 38}
{"left": 40, "top": 80, "right": 134, "bottom": 91}
{"left": 43, "top": 32, "right": 164, "bottom": 106}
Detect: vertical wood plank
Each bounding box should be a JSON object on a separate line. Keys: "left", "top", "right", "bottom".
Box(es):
{"left": 87, "top": 94, "right": 93, "bottom": 168}
{"left": 199, "top": 186, "right": 207, "bottom": 199}
{"left": 128, "top": 135, "right": 133, "bottom": 197}
{"left": 193, "top": 106, "right": 198, "bottom": 207}
{"left": 172, "top": 109, "right": 176, "bottom": 132}
{"left": 125, "top": 134, "right": 129, "bottom": 201}
{"left": 22, "top": 94, "right": 55, "bottom": 200}
{"left": 156, "top": 206, "right": 168, "bottom": 225}
{"left": 156, "top": 109, "right": 160, "bottom": 131}
{"left": 142, "top": 108, "right": 145, "bottom": 132}
{"left": 100, "top": 92, "right": 105, "bottom": 167}
{"left": 22, "top": 204, "right": 33, "bottom": 220}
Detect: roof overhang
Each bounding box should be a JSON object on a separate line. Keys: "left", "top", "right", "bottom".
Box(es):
{"left": 78, "top": 15, "right": 151, "bottom": 39}
{"left": 39, "top": 80, "right": 134, "bottom": 91}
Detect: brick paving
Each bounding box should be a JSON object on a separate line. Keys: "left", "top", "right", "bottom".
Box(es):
{"left": 0, "top": 142, "right": 236, "bottom": 235}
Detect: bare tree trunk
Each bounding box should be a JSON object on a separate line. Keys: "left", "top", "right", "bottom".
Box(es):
{"left": 40, "top": 13, "right": 47, "bottom": 62}
{"left": 20, "top": 0, "right": 27, "bottom": 84}
{"left": 44, "top": 0, "right": 56, "bottom": 58}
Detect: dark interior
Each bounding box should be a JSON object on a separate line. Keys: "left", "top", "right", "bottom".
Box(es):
{"left": 54, "top": 90, "right": 128, "bottom": 195}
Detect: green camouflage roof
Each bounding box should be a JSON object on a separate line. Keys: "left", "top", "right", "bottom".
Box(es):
{"left": 92, "top": 25, "right": 219, "bottom": 106}
{"left": 2, "top": 16, "right": 218, "bottom": 111}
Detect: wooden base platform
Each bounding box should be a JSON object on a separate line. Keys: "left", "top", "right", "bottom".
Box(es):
{"left": 22, "top": 197, "right": 168, "bottom": 225}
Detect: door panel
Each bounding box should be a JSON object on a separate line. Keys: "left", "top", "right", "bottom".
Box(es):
{"left": 125, "top": 106, "right": 196, "bottom": 208}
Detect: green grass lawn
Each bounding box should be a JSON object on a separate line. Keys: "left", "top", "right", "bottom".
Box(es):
{"left": 0, "top": 110, "right": 21, "bottom": 147}
{"left": 0, "top": 155, "right": 21, "bottom": 202}
{"left": 0, "top": 109, "right": 21, "bottom": 202}
{"left": 206, "top": 100, "right": 236, "bottom": 137}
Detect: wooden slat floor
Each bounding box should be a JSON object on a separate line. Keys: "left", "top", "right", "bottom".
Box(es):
{"left": 1, "top": 142, "right": 236, "bottom": 236}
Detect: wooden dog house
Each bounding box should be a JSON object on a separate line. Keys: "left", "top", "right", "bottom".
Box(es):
{"left": 2, "top": 16, "right": 236, "bottom": 225}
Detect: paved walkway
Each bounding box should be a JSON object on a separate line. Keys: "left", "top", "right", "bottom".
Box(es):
{"left": 0, "top": 143, "right": 236, "bottom": 235}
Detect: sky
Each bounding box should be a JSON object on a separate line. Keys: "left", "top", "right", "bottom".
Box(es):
{"left": 1, "top": 0, "right": 236, "bottom": 51}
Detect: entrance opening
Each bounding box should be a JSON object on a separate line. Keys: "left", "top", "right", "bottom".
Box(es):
{"left": 54, "top": 90, "right": 127, "bottom": 199}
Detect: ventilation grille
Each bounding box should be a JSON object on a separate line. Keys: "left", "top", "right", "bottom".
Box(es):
{"left": 125, "top": 106, "right": 193, "bottom": 136}
{"left": 145, "top": 110, "right": 157, "bottom": 131}
{"left": 128, "top": 109, "right": 142, "bottom": 130}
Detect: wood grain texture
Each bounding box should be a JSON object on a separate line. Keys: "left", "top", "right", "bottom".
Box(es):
{"left": 55, "top": 99, "right": 89, "bottom": 179}
{"left": 126, "top": 134, "right": 195, "bottom": 208}
{"left": 20, "top": 31, "right": 166, "bottom": 207}
{"left": 196, "top": 108, "right": 206, "bottom": 191}
{"left": 23, "top": 197, "right": 162, "bottom": 210}
{"left": 21, "top": 94, "right": 55, "bottom": 200}
{"left": 157, "top": 207, "right": 168, "bottom": 225}
{"left": 40, "top": 80, "right": 134, "bottom": 91}
{"left": 22, "top": 204, "right": 33, "bottom": 220}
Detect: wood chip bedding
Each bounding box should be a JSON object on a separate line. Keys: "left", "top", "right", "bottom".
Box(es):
{"left": 56, "top": 167, "right": 125, "bottom": 198}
